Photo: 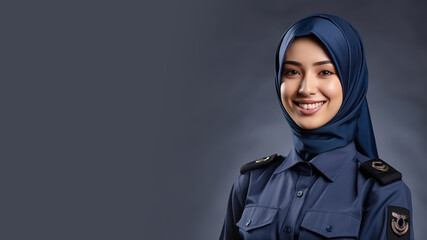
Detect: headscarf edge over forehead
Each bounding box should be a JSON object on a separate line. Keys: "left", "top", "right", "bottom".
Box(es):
{"left": 275, "top": 14, "right": 378, "bottom": 159}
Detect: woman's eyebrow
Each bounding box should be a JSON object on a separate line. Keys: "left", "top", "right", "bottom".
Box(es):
{"left": 283, "top": 60, "right": 301, "bottom": 66}
{"left": 284, "top": 60, "right": 333, "bottom": 66}
{"left": 313, "top": 60, "right": 332, "bottom": 66}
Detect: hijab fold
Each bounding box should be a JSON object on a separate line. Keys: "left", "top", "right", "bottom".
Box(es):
{"left": 275, "top": 14, "right": 378, "bottom": 160}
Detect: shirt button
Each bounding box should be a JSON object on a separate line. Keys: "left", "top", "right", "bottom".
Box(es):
{"left": 326, "top": 225, "right": 333, "bottom": 232}
{"left": 246, "top": 219, "right": 251, "bottom": 226}
{"left": 296, "top": 190, "right": 303, "bottom": 197}
{"left": 284, "top": 226, "right": 291, "bottom": 233}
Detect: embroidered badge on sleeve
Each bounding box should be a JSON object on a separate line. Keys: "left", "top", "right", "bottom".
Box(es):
{"left": 387, "top": 206, "right": 410, "bottom": 240}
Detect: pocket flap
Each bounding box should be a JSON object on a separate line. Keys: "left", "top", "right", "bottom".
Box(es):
{"left": 236, "top": 206, "right": 278, "bottom": 231}
{"left": 301, "top": 210, "right": 361, "bottom": 238}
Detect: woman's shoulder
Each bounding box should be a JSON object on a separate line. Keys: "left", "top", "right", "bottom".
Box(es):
{"left": 354, "top": 154, "right": 413, "bottom": 240}
{"left": 232, "top": 154, "right": 286, "bottom": 193}
{"left": 355, "top": 152, "right": 412, "bottom": 204}
{"left": 355, "top": 152, "right": 403, "bottom": 186}
{"left": 239, "top": 154, "right": 285, "bottom": 174}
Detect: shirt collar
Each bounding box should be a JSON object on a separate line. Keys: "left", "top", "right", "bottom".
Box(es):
{"left": 274, "top": 142, "right": 357, "bottom": 182}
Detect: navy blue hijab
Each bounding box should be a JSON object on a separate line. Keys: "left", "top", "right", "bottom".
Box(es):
{"left": 275, "top": 14, "right": 378, "bottom": 160}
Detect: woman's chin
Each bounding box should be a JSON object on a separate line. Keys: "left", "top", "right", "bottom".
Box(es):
{"left": 295, "top": 119, "right": 324, "bottom": 130}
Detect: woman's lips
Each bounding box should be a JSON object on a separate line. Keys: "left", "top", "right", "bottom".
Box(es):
{"left": 294, "top": 101, "right": 326, "bottom": 115}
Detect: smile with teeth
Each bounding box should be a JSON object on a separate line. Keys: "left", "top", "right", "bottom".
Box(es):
{"left": 296, "top": 101, "right": 325, "bottom": 110}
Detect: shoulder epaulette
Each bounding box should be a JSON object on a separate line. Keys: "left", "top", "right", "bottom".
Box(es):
{"left": 360, "top": 158, "right": 402, "bottom": 185}
{"left": 240, "top": 154, "right": 283, "bottom": 174}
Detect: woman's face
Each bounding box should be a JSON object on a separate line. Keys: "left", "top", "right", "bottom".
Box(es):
{"left": 280, "top": 37, "right": 343, "bottom": 130}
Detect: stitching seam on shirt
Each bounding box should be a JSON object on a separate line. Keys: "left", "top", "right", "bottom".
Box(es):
{"left": 306, "top": 209, "right": 361, "bottom": 220}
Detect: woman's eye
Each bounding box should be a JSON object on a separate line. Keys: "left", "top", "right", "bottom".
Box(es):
{"left": 319, "top": 70, "right": 333, "bottom": 75}
{"left": 284, "top": 70, "right": 299, "bottom": 76}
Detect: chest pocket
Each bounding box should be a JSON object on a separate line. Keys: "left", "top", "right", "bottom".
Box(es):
{"left": 236, "top": 206, "right": 278, "bottom": 239}
{"left": 299, "top": 210, "right": 361, "bottom": 239}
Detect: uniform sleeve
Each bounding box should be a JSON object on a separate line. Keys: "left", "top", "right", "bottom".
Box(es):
{"left": 219, "top": 175, "right": 248, "bottom": 240}
{"left": 358, "top": 180, "right": 414, "bottom": 240}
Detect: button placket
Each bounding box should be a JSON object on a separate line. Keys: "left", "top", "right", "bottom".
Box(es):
{"left": 280, "top": 163, "right": 314, "bottom": 239}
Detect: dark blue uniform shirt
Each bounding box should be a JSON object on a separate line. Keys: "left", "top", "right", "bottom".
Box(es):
{"left": 220, "top": 142, "right": 413, "bottom": 239}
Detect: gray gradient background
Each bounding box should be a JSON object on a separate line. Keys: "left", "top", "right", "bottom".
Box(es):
{"left": 2, "top": 0, "right": 426, "bottom": 239}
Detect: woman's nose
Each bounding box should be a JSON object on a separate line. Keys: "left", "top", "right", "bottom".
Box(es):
{"left": 298, "top": 75, "right": 317, "bottom": 96}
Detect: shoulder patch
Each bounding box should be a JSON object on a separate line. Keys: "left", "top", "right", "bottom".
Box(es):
{"left": 240, "top": 154, "right": 283, "bottom": 174}
{"left": 387, "top": 206, "right": 410, "bottom": 240}
{"left": 360, "top": 159, "right": 402, "bottom": 185}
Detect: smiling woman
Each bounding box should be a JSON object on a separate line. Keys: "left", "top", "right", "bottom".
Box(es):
{"left": 220, "top": 14, "right": 414, "bottom": 240}
{"left": 280, "top": 36, "right": 343, "bottom": 130}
